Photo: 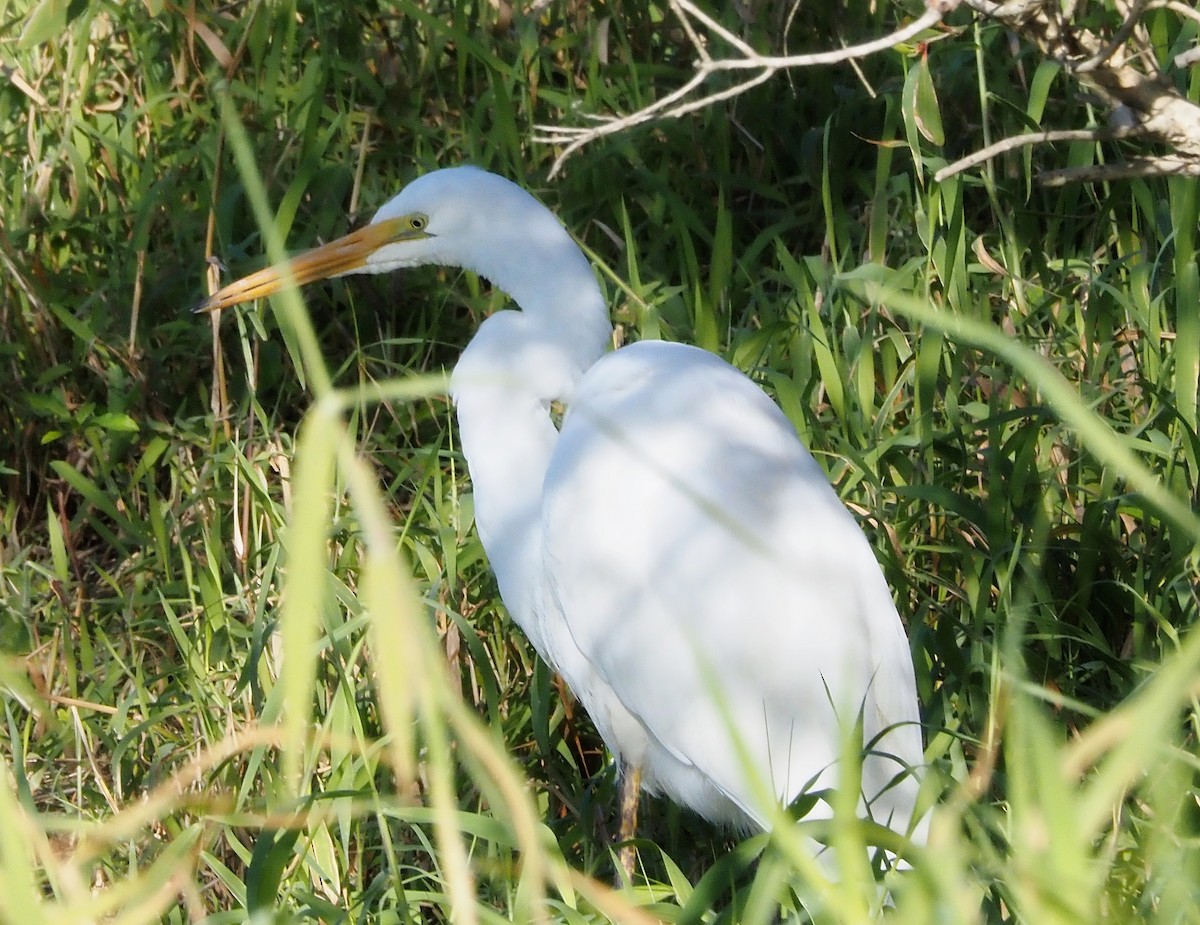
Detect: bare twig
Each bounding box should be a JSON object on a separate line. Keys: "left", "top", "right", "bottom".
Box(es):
{"left": 1146, "top": 0, "right": 1200, "bottom": 27}
{"left": 537, "top": 1, "right": 952, "bottom": 176}
{"left": 1073, "top": 0, "right": 1147, "bottom": 74}
{"left": 1038, "top": 155, "right": 1200, "bottom": 185}
{"left": 935, "top": 125, "right": 1145, "bottom": 181}
{"left": 964, "top": 0, "right": 1200, "bottom": 160}
{"left": 967, "top": 0, "right": 1045, "bottom": 20}
{"left": 537, "top": 0, "right": 1200, "bottom": 184}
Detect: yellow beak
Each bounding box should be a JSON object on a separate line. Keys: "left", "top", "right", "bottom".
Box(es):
{"left": 196, "top": 216, "right": 415, "bottom": 313}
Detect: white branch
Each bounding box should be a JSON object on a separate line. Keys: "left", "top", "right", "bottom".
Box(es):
{"left": 1039, "top": 155, "right": 1200, "bottom": 185}
{"left": 537, "top": 2, "right": 953, "bottom": 177}
{"left": 935, "top": 125, "right": 1145, "bottom": 181}
{"left": 536, "top": 0, "right": 1200, "bottom": 181}
{"left": 1073, "top": 0, "right": 1148, "bottom": 73}
{"left": 965, "top": 0, "right": 1200, "bottom": 159}
{"left": 1146, "top": 0, "right": 1200, "bottom": 26}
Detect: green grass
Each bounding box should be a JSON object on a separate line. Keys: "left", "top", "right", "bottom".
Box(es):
{"left": 2, "top": 1, "right": 1198, "bottom": 922}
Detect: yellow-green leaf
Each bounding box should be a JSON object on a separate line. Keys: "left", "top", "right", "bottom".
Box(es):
{"left": 17, "top": 0, "right": 70, "bottom": 48}
{"left": 913, "top": 55, "right": 945, "bottom": 146}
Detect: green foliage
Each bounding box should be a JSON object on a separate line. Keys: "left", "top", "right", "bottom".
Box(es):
{"left": 1, "top": 1, "right": 1197, "bottom": 922}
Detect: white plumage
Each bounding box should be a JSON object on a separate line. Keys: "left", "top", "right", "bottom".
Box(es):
{"left": 200, "top": 166, "right": 926, "bottom": 857}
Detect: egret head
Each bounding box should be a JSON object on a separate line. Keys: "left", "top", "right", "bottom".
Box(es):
{"left": 195, "top": 166, "right": 571, "bottom": 314}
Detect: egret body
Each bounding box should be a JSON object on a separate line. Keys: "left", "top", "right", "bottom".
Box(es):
{"left": 200, "top": 167, "right": 926, "bottom": 865}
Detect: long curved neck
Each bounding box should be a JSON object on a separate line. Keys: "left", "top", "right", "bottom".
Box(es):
{"left": 450, "top": 224, "right": 611, "bottom": 659}
{"left": 454, "top": 373, "right": 558, "bottom": 654}
{"left": 464, "top": 218, "right": 612, "bottom": 380}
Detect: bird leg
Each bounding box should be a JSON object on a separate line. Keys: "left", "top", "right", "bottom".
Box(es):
{"left": 616, "top": 761, "right": 642, "bottom": 883}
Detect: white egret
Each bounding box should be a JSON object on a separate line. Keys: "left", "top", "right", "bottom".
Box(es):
{"left": 199, "top": 166, "right": 926, "bottom": 874}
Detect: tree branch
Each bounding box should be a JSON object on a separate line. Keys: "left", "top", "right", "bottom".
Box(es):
{"left": 964, "top": 0, "right": 1200, "bottom": 162}
{"left": 1038, "top": 155, "right": 1200, "bottom": 185}
{"left": 536, "top": 0, "right": 955, "bottom": 177}
{"left": 535, "top": 0, "right": 1200, "bottom": 186}
{"left": 935, "top": 126, "right": 1145, "bottom": 181}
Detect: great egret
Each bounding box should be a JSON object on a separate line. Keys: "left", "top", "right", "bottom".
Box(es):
{"left": 199, "top": 166, "right": 926, "bottom": 873}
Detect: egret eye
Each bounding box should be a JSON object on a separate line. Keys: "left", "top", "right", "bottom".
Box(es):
{"left": 410, "top": 215, "right": 427, "bottom": 231}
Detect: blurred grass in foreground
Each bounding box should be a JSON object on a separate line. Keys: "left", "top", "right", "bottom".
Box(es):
{"left": 1, "top": 1, "right": 1198, "bottom": 922}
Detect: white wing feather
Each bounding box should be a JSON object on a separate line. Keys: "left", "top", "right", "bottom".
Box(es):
{"left": 538, "top": 340, "right": 922, "bottom": 831}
